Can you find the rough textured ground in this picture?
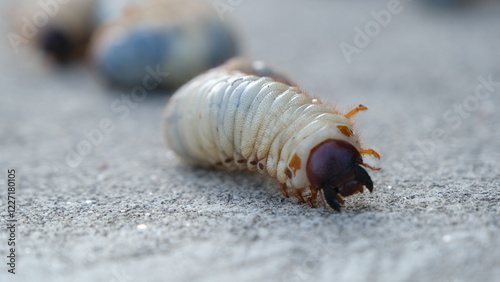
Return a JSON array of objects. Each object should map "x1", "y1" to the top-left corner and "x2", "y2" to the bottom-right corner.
[{"x1": 1, "y1": 1, "x2": 499, "y2": 281}]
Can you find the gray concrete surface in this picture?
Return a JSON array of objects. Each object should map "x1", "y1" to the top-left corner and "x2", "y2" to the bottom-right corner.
[{"x1": 1, "y1": 0, "x2": 500, "y2": 281}]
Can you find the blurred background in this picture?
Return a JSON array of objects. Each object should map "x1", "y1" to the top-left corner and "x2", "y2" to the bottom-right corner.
[{"x1": 1, "y1": 0, "x2": 499, "y2": 281}]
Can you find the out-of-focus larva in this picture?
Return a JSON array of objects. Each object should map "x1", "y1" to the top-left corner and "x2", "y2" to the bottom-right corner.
[
  {"x1": 11, "y1": 0, "x2": 98, "y2": 63},
  {"x1": 90, "y1": 0, "x2": 239, "y2": 89},
  {"x1": 163, "y1": 58, "x2": 381, "y2": 211}
]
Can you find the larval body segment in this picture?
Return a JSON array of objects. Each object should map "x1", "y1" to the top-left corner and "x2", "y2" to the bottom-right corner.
[{"x1": 164, "y1": 68, "x2": 361, "y2": 192}]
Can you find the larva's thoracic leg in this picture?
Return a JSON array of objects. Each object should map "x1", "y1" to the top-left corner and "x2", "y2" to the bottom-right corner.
[
  {"x1": 359, "y1": 149, "x2": 382, "y2": 171},
  {"x1": 294, "y1": 188, "x2": 307, "y2": 203},
  {"x1": 306, "y1": 187, "x2": 318, "y2": 208},
  {"x1": 361, "y1": 163, "x2": 382, "y2": 171},
  {"x1": 360, "y1": 149, "x2": 381, "y2": 159},
  {"x1": 345, "y1": 104, "x2": 368, "y2": 119},
  {"x1": 280, "y1": 183, "x2": 290, "y2": 198}
]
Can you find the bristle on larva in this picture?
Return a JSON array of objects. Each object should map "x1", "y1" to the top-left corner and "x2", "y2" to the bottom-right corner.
[{"x1": 163, "y1": 58, "x2": 380, "y2": 211}]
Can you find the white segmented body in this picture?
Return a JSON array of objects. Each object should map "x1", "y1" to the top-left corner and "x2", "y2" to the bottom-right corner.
[{"x1": 163, "y1": 64, "x2": 366, "y2": 198}]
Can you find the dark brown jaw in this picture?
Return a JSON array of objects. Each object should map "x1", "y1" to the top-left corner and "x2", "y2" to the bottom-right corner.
[{"x1": 323, "y1": 165, "x2": 374, "y2": 211}]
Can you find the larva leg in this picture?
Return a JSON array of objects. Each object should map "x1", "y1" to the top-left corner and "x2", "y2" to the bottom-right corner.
[
  {"x1": 305, "y1": 187, "x2": 318, "y2": 208},
  {"x1": 280, "y1": 184, "x2": 289, "y2": 198},
  {"x1": 361, "y1": 163, "x2": 382, "y2": 171},
  {"x1": 344, "y1": 104, "x2": 368, "y2": 119},
  {"x1": 360, "y1": 149, "x2": 382, "y2": 171},
  {"x1": 360, "y1": 149, "x2": 381, "y2": 159},
  {"x1": 336, "y1": 195, "x2": 345, "y2": 205},
  {"x1": 294, "y1": 188, "x2": 307, "y2": 203}
]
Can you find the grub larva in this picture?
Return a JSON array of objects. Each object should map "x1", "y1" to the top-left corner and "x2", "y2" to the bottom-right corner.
[
  {"x1": 163, "y1": 58, "x2": 380, "y2": 211},
  {"x1": 90, "y1": 0, "x2": 239, "y2": 88}
]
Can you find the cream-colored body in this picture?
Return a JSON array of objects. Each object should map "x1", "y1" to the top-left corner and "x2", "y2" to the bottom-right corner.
[{"x1": 163, "y1": 67, "x2": 362, "y2": 193}]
